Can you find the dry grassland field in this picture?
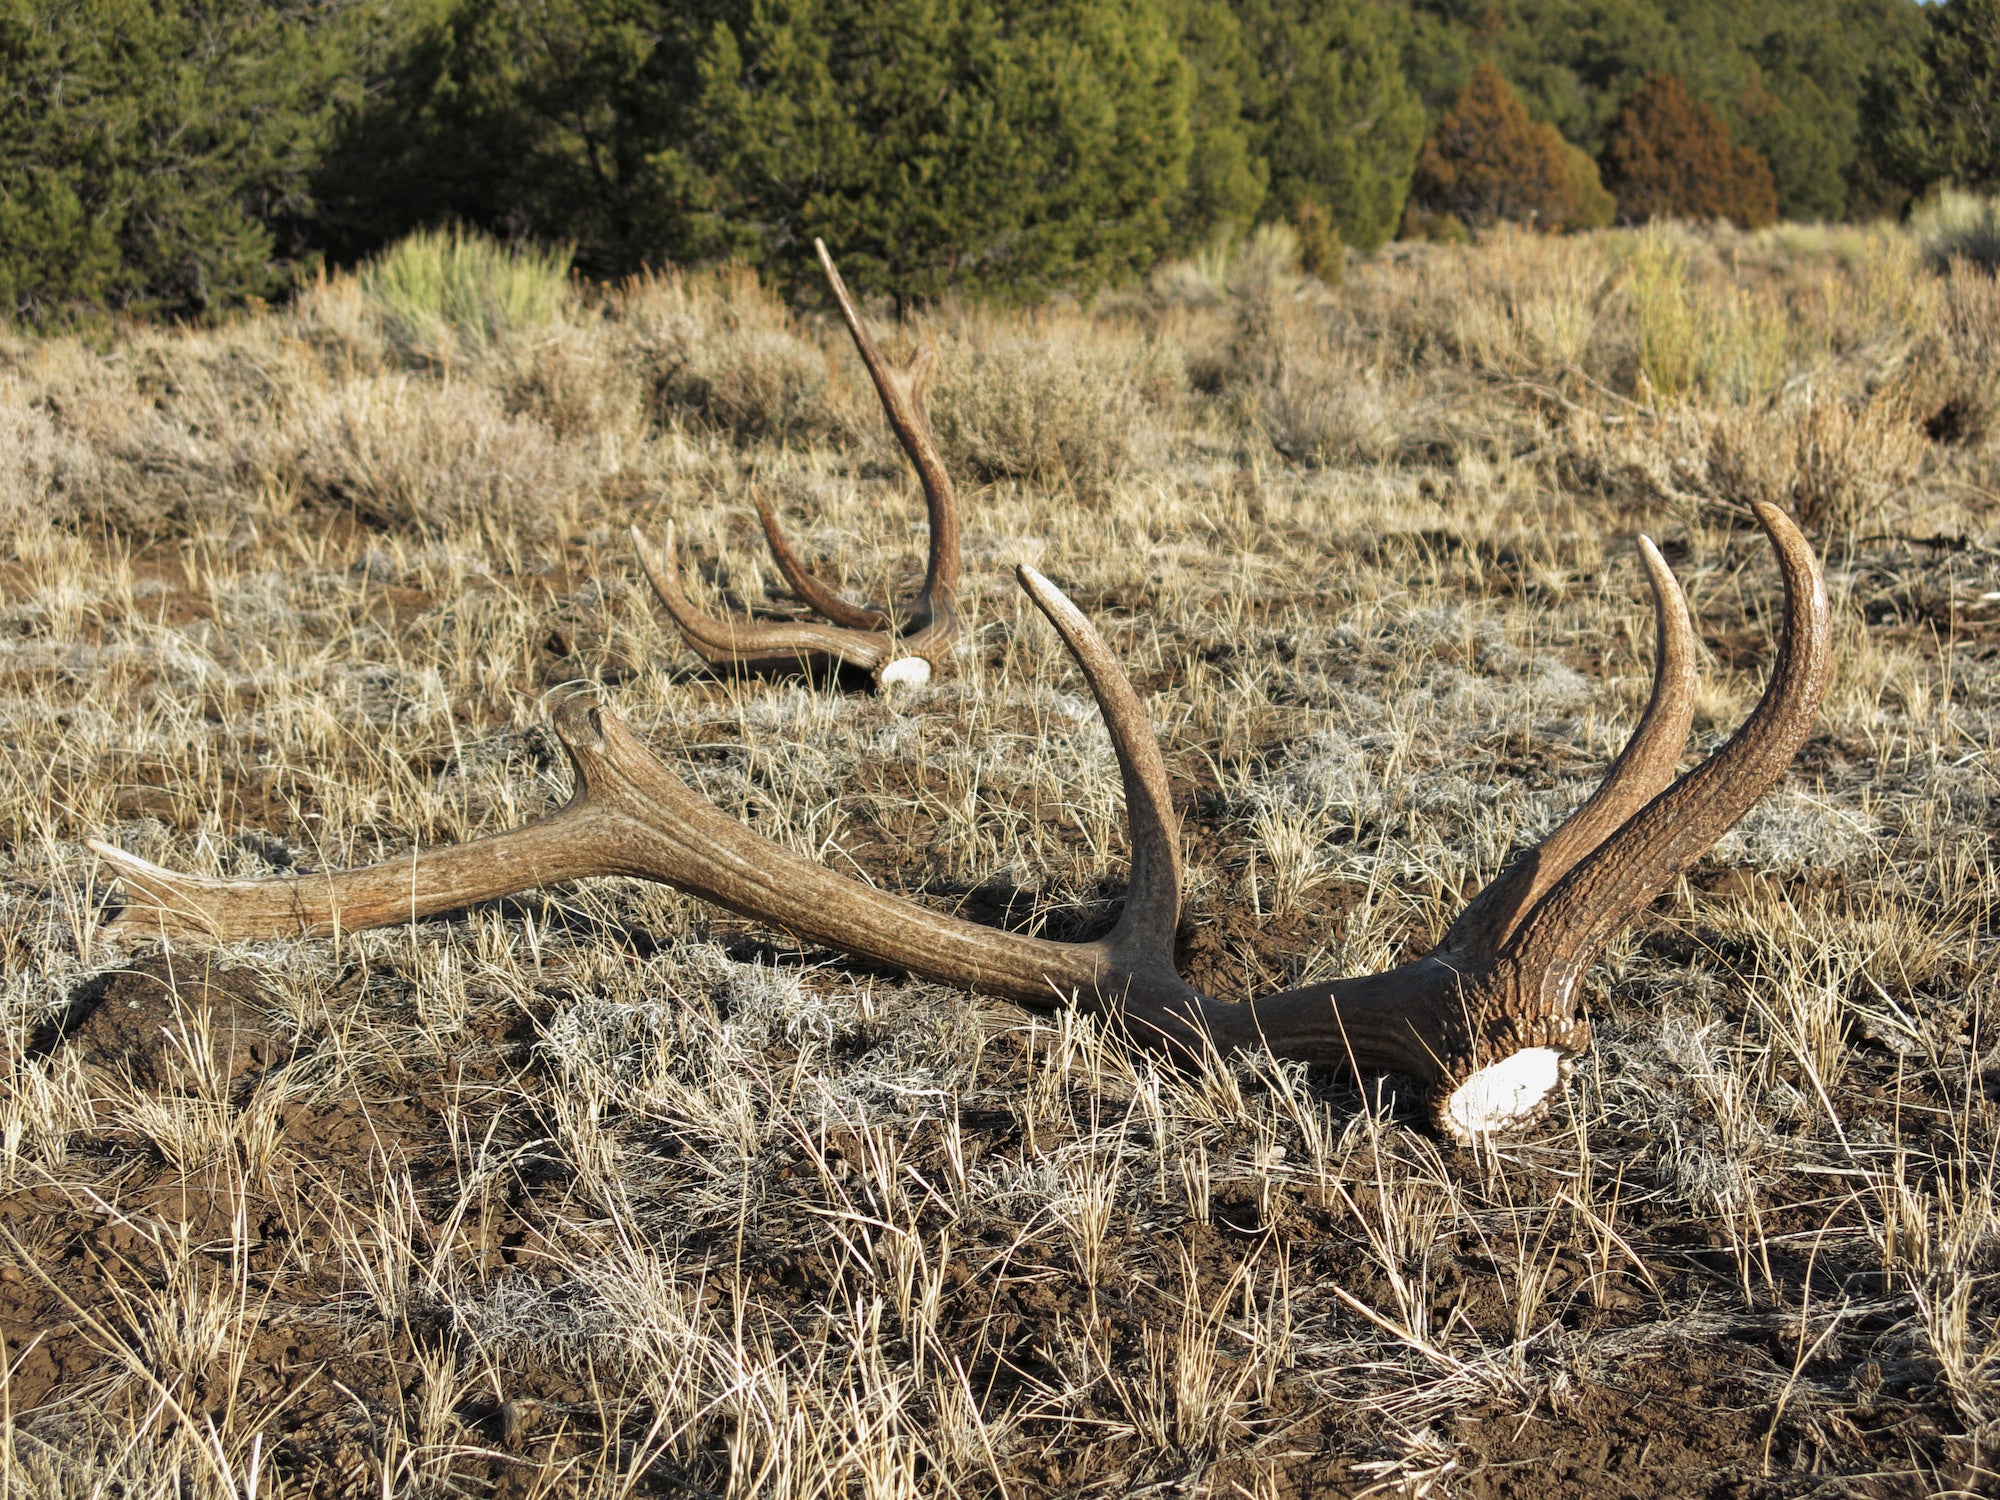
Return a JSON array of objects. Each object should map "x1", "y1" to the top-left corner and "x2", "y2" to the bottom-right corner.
[{"x1": 2, "y1": 220, "x2": 1999, "y2": 1499}]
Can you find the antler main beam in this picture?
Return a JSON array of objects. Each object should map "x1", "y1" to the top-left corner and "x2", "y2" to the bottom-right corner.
[
  {"x1": 91, "y1": 505, "x2": 1829, "y2": 1142},
  {"x1": 635, "y1": 241, "x2": 961, "y2": 688}
]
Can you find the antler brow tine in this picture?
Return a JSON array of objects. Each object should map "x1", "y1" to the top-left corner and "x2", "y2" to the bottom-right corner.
[{"x1": 92, "y1": 512, "x2": 1827, "y2": 1144}]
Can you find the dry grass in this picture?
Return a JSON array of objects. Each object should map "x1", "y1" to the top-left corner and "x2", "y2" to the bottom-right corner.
[{"x1": 1, "y1": 220, "x2": 1998, "y2": 1497}]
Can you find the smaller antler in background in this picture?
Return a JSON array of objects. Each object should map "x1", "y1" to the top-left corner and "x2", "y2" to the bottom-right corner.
[{"x1": 634, "y1": 241, "x2": 960, "y2": 689}]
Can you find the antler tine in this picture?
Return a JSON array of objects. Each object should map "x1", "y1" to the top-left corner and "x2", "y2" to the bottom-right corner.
[
  {"x1": 814, "y1": 239, "x2": 960, "y2": 628},
  {"x1": 632, "y1": 522, "x2": 895, "y2": 674},
  {"x1": 1501, "y1": 501, "x2": 1831, "y2": 1013},
  {"x1": 752, "y1": 490, "x2": 894, "y2": 632},
  {"x1": 92, "y1": 524, "x2": 1828, "y2": 1147},
  {"x1": 635, "y1": 243, "x2": 962, "y2": 687},
  {"x1": 1435, "y1": 535, "x2": 1696, "y2": 965},
  {"x1": 1015, "y1": 565, "x2": 1181, "y2": 967}
]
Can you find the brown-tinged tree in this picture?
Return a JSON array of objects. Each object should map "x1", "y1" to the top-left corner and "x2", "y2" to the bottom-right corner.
[
  {"x1": 1407, "y1": 62, "x2": 1613, "y2": 232},
  {"x1": 1601, "y1": 72, "x2": 1778, "y2": 228}
]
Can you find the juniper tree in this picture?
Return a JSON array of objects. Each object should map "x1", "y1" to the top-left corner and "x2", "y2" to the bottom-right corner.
[
  {"x1": 1233, "y1": 0, "x2": 1425, "y2": 252},
  {"x1": 0, "y1": 0, "x2": 366, "y2": 321},
  {"x1": 1601, "y1": 72, "x2": 1778, "y2": 228},
  {"x1": 1407, "y1": 62, "x2": 1613, "y2": 233},
  {"x1": 688, "y1": 0, "x2": 1193, "y2": 299},
  {"x1": 1863, "y1": 0, "x2": 2000, "y2": 196}
]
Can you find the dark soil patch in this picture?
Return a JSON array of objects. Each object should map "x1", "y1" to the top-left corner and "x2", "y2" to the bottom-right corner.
[{"x1": 56, "y1": 954, "x2": 292, "y2": 1092}]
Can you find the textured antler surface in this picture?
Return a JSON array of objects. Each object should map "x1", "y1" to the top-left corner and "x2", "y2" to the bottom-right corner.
[
  {"x1": 94, "y1": 506, "x2": 1829, "y2": 1143},
  {"x1": 637, "y1": 241, "x2": 960, "y2": 688}
]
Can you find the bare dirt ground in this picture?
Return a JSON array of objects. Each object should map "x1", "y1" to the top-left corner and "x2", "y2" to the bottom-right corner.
[{"x1": 1, "y1": 222, "x2": 1997, "y2": 1497}]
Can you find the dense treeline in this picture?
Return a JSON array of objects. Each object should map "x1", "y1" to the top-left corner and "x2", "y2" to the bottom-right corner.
[
  {"x1": 1392, "y1": 0, "x2": 1927, "y2": 223},
  {"x1": 0, "y1": 0, "x2": 381, "y2": 319},
  {"x1": 1, "y1": 0, "x2": 1990, "y2": 321}
]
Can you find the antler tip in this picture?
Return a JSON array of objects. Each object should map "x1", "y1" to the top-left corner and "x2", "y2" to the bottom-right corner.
[
  {"x1": 87, "y1": 837, "x2": 154, "y2": 877},
  {"x1": 1749, "y1": 499, "x2": 1805, "y2": 545},
  {"x1": 1634, "y1": 533, "x2": 1681, "y2": 599},
  {"x1": 1015, "y1": 563, "x2": 1077, "y2": 625}
]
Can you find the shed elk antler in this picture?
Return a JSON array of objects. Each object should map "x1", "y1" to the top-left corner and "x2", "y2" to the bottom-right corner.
[
  {"x1": 89, "y1": 504, "x2": 1829, "y2": 1142},
  {"x1": 633, "y1": 240, "x2": 960, "y2": 689}
]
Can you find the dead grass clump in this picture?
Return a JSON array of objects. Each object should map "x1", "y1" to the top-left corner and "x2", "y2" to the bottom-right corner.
[
  {"x1": 0, "y1": 332, "x2": 327, "y2": 539},
  {"x1": 1707, "y1": 387, "x2": 1930, "y2": 538},
  {"x1": 1147, "y1": 221, "x2": 1313, "y2": 309},
  {"x1": 924, "y1": 308, "x2": 1168, "y2": 492},
  {"x1": 1257, "y1": 350, "x2": 1406, "y2": 467},
  {"x1": 0, "y1": 383, "x2": 81, "y2": 537},
  {"x1": 1562, "y1": 383, "x2": 1929, "y2": 540},
  {"x1": 288, "y1": 374, "x2": 600, "y2": 536},
  {"x1": 615, "y1": 265, "x2": 869, "y2": 447},
  {"x1": 1188, "y1": 290, "x2": 1410, "y2": 466},
  {"x1": 1901, "y1": 260, "x2": 2000, "y2": 450},
  {"x1": 1441, "y1": 226, "x2": 1612, "y2": 379},
  {"x1": 497, "y1": 319, "x2": 649, "y2": 442}
]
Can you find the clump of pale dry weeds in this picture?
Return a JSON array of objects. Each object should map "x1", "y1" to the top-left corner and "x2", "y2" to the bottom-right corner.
[{"x1": 1, "y1": 219, "x2": 1998, "y2": 1497}]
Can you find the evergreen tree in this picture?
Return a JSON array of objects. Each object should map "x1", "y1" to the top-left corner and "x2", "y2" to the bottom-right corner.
[
  {"x1": 1407, "y1": 62, "x2": 1612, "y2": 232},
  {"x1": 1170, "y1": 0, "x2": 1268, "y2": 245},
  {"x1": 1863, "y1": 0, "x2": 2000, "y2": 196},
  {"x1": 324, "y1": 0, "x2": 1193, "y2": 299},
  {"x1": 0, "y1": 0, "x2": 369, "y2": 321},
  {"x1": 1234, "y1": 0, "x2": 1425, "y2": 252},
  {"x1": 313, "y1": 0, "x2": 715, "y2": 278},
  {"x1": 1601, "y1": 73, "x2": 1777, "y2": 228},
  {"x1": 689, "y1": 0, "x2": 1192, "y2": 299},
  {"x1": 1392, "y1": 1, "x2": 1925, "y2": 222}
]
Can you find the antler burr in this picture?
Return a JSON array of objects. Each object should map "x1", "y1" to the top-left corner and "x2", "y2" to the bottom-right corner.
[
  {"x1": 634, "y1": 241, "x2": 960, "y2": 688},
  {"x1": 91, "y1": 505, "x2": 1829, "y2": 1142}
]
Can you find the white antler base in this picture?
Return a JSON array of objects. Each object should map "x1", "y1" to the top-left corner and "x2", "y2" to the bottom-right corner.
[{"x1": 1443, "y1": 1047, "x2": 1564, "y2": 1137}]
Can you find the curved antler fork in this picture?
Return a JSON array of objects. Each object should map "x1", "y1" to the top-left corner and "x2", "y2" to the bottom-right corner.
[
  {"x1": 633, "y1": 240, "x2": 961, "y2": 689},
  {"x1": 90, "y1": 505, "x2": 1828, "y2": 1143}
]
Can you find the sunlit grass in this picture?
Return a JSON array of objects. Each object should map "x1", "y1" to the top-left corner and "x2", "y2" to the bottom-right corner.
[{"x1": 0, "y1": 215, "x2": 1994, "y2": 1494}]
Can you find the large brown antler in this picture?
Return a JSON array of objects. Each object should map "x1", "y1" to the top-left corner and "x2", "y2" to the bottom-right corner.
[
  {"x1": 636, "y1": 241, "x2": 961, "y2": 688},
  {"x1": 90, "y1": 505, "x2": 1828, "y2": 1142}
]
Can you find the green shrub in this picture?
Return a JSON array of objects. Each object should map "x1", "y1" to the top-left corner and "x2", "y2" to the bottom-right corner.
[
  {"x1": 1908, "y1": 188, "x2": 2000, "y2": 274},
  {"x1": 1558, "y1": 142, "x2": 1617, "y2": 232},
  {"x1": 1626, "y1": 230, "x2": 1702, "y2": 398},
  {"x1": 356, "y1": 229, "x2": 573, "y2": 362}
]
